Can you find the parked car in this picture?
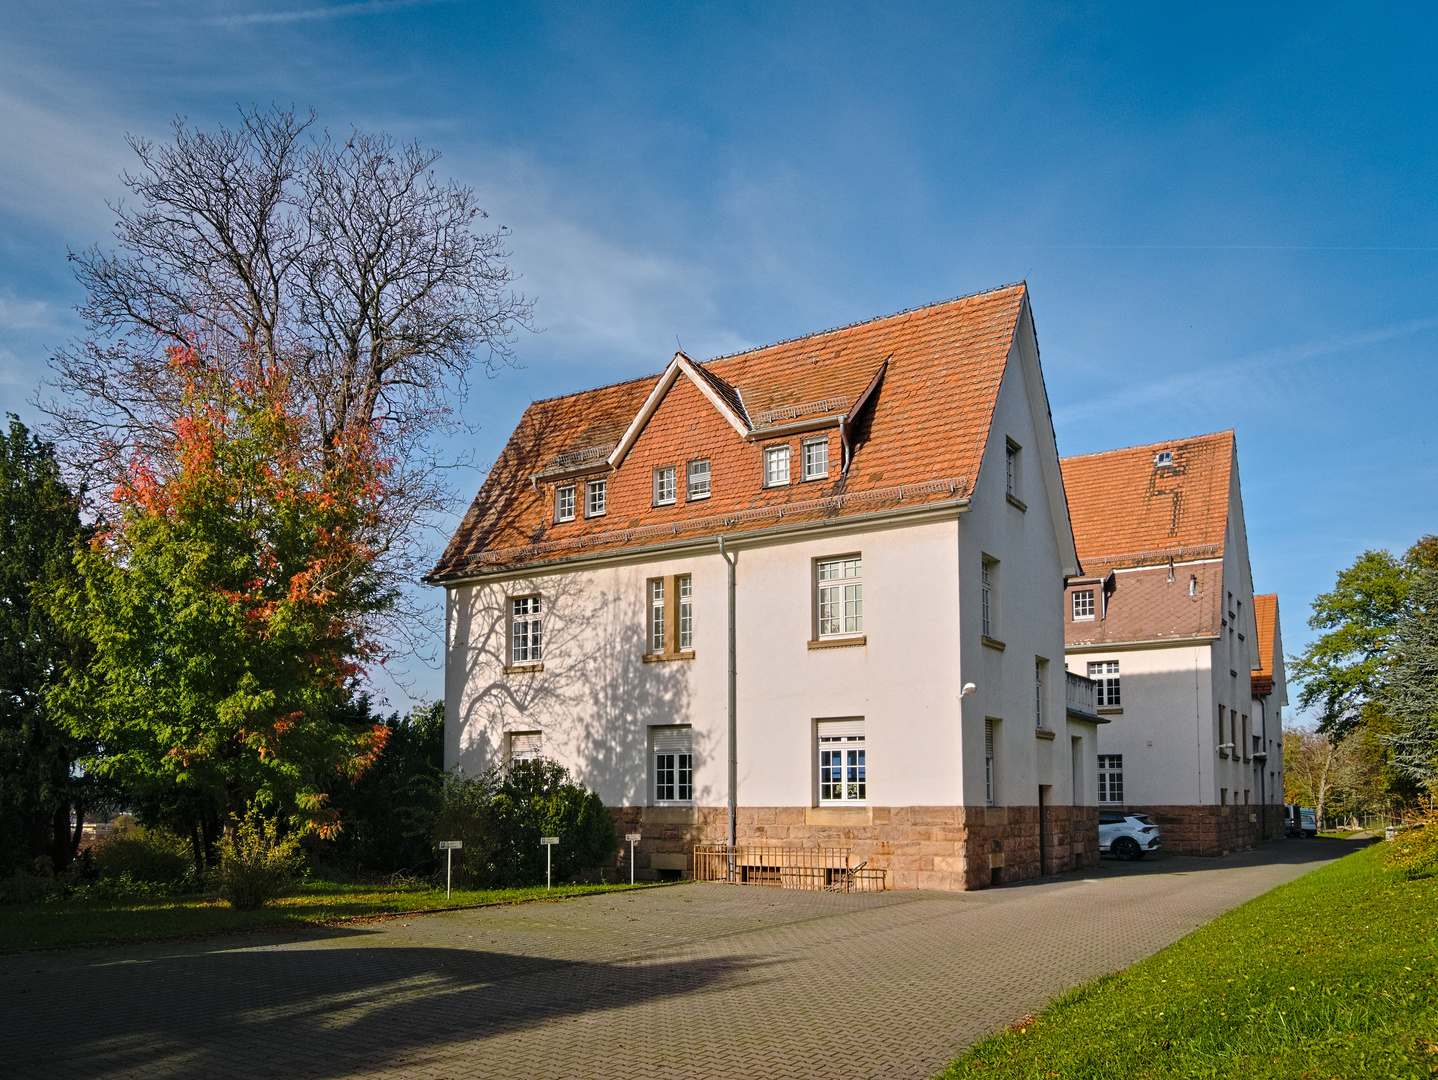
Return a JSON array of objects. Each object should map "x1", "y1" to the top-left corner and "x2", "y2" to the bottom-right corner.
[
  {"x1": 1098, "y1": 811, "x2": 1162, "y2": 860},
  {"x1": 1284, "y1": 805, "x2": 1318, "y2": 838}
]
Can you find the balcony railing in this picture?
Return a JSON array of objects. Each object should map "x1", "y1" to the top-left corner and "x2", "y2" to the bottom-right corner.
[{"x1": 1066, "y1": 670, "x2": 1098, "y2": 719}]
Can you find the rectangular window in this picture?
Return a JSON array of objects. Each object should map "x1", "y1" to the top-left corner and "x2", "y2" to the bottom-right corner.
[
  {"x1": 1035, "y1": 658, "x2": 1047, "y2": 729},
  {"x1": 586, "y1": 478, "x2": 606, "y2": 517},
  {"x1": 511, "y1": 596, "x2": 542, "y2": 665},
  {"x1": 981, "y1": 557, "x2": 996, "y2": 637},
  {"x1": 1005, "y1": 440, "x2": 1019, "y2": 497},
  {"x1": 651, "y1": 725, "x2": 693, "y2": 804},
  {"x1": 764, "y1": 445, "x2": 791, "y2": 487},
  {"x1": 817, "y1": 719, "x2": 865, "y2": 804},
  {"x1": 802, "y1": 437, "x2": 829, "y2": 481},
  {"x1": 653, "y1": 466, "x2": 676, "y2": 506},
  {"x1": 648, "y1": 578, "x2": 665, "y2": 653},
  {"x1": 1098, "y1": 754, "x2": 1124, "y2": 803},
  {"x1": 816, "y1": 556, "x2": 863, "y2": 637},
  {"x1": 1088, "y1": 660, "x2": 1120, "y2": 707},
  {"x1": 984, "y1": 719, "x2": 997, "y2": 807},
  {"x1": 507, "y1": 731, "x2": 542, "y2": 767},
  {"x1": 677, "y1": 574, "x2": 693, "y2": 651},
  {"x1": 1218, "y1": 705, "x2": 1227, "y2": 755},
  {"x1": 687, "y1": 458, "x2": 710, "y2": 500},
  {"x1": 555, "y1": 484, "x2": 576, "y2": 522},
  {"x1": 1242, "y1": 714, "x2": 1250, "y2": 760},
  {"x1": 1072, "y1": 589, "x2": 1095, "y2": 620}
]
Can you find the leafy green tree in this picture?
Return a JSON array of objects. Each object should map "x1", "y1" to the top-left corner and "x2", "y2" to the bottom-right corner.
[
  {"x1": 49, "y1": 351, "x2": 395, "y2": 840},
  {"x1": 0, "y1": 416, "x2": 94, "y2": 874}
]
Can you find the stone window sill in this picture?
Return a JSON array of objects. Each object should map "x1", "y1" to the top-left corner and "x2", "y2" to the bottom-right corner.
[
  {"x1": 642, "y1": 651, "x2": 696, "y2": 663},
  {"x1": 808, "y1": 635, "x2": 867, "y2": 650},
  {"x1": 982, "y1": 635, "x2": 1006, "y2": 651},
  {"x1": 1097, "y1": 706, "x2": 1123, "y2": 715},
  {"x1": 1006, "y1": 492, "x2": 1028, "y2": 512},
  {"x1": 503, "y1": 663, "x2": 544, "y2": 675},
  {"x1": 1035, "y1": 728, "x2": 1057, "y2": 741}
]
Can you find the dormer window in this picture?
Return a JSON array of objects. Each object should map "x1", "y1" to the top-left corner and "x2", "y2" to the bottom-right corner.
[
  {"x1": 1155, "y1": 451, "x2": 1174, "y2": 467},
  {"x1": 687, "y1": 459, "x2": 710, "y2": 501},
  {"x1": 764, "y1": 445, "x2": 791, "y2": 487},
  {"x1": 555, "y1": 484, "x2": 576, "y2": 523},
  {"x1": 586, "y1": 478, "x2": 607, "y2": 517},
  {"x1": 802, "y1": 437, "x2": 829, "y2": 481},
  {"x1": 653, "y1": 466, "x2": 676, "y2": 506},
  {"x1": 1072, "y1": 589, "x2": 1095, "y2": 621}
]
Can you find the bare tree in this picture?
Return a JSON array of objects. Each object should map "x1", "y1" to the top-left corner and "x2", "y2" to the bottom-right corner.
[{"x1": 41, "y1": 106, "x2": 532, "y2": 643}]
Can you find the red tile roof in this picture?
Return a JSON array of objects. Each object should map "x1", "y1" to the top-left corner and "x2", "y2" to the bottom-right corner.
[
  {"x1": 1060, "y1": 430, "x2": 1235, "y2": 573},
  {"x1": 430, "y1": 283, "x2": 1029, "y2": 578},
  {"x1": 1065, "y1": 563, "x2": 1223, "y2": 649},
  {"x1": 1251, "y1": 592, "x2": 1279, "y2": 695}
]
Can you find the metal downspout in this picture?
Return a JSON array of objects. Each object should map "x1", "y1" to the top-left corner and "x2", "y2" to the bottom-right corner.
[{"x1": 718, "y1": 536, "x2": 737, "y2": 881}]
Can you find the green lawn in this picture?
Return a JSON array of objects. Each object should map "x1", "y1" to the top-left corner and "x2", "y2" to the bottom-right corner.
[
  {"x1": 939, "y1": 843, "x2": 1437, "y2": 1080},
  {"x1": 0, "y1": 879, "x2": 652, "y2": 951}
]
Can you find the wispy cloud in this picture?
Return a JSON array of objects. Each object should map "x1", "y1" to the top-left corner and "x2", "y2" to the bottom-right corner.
[
  {"x1": 0, "y1": 295, "x2": 56, "y2": 333},
  {"x1": 213, "y1": 0, "x2": 457, "y2": 27}
]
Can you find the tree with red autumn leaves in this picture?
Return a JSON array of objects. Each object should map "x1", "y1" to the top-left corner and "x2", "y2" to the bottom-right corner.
[{"x1": 49, "y1": 346, "x2": 394, "y2": 838}]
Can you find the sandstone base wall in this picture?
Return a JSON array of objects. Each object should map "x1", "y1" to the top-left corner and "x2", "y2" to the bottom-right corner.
[
  {"x1": 606, "y1": 804, "x2": 1100, "y2": 891},
  {"x1": 1133, "y1": 803, "x2": 1288, "y2": 856}
]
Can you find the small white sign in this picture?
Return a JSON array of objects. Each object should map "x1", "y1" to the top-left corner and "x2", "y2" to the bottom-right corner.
[
  {"x1": 540, "y1": 836, "x2": 559, "y2": 845},
  {"x1": 438, "y1": 840, "x2": 463, "y2": 850},
  {"x1": 625, "y1": 833, "x2": 642, "y2": 843}
]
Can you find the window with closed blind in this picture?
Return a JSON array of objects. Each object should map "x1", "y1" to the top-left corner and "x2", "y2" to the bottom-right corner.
[
  {"x1": 507, "y1": 731, "x2": 542, "y2": 767},
  {"x1": 984, "y1": 719, "x2": 998, "y2": 807},
  {"x1": 817, "y1": 718, "x2": 866, "y2": 804},
  {"x1": 650, "y1": 725, "x2": 693, "y2": 804}
]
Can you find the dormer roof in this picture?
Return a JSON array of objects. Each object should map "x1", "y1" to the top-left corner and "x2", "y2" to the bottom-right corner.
[
  {"x1": 1251, "y1": 592, "x2": 1280, "y2": 696},
  {"x1": 429, "y1": 282, "x2": 1034, "y2": 579}
]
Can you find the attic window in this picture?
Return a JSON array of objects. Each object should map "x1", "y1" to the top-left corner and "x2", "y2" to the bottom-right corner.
[
  {"x1": 1154, "y1": 451, "x2": 1174, "y2": 468},
  {"x1": 1189, "y1": 574, "x2": 1197, "y2": 596}
]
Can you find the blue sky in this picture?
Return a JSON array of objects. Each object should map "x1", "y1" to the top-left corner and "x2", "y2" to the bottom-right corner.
[{"x1": 2, "y1": 2, "x2": 1434, "y2": 711}]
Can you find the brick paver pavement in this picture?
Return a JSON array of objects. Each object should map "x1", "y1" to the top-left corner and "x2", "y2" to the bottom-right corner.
[{"x1": 2, "y1": 839, "x2": 1353, "y2": 1080}]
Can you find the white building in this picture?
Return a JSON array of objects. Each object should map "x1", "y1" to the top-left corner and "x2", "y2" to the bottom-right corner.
[
  {"x1": 1059, "y1": 432, "x2": 1286, "y2": 855},
  {"x1": 428, "y1": 283, "x2": 1102, "y2": 889}
]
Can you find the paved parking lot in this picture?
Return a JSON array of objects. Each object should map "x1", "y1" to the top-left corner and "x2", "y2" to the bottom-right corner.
[{"x1": 2, "y1": 840, "x2": 1352, "y2": 1080}]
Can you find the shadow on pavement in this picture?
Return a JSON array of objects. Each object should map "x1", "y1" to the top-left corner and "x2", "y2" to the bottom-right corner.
[{"x1": 4, "y1": 933, "x2": 762, "y2": 1079}]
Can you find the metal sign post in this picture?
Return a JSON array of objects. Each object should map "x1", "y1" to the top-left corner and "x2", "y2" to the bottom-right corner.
[
  {"x1": 438, "y1": 840, "x2": 463, "y2": 900},
  {"x1": 625, "y1": 833, "x2": 641, "y2": 885},
  {"x1": 541, "y1": 836, "x2": 559, "y2": 891}
]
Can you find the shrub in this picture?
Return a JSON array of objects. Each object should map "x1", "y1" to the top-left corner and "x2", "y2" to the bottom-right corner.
[
  {"x1": 218, "y1": 809, "x2": 304, "y2": 909},
  {"x1": 433, "y1": 760, "x2": 619, "y2": 887},
  {"x1": 1386, "y1": 803, "x2": 1438, "y2": 879},
  {"x1": 92, "y1": 827, "x2": 193, "y2": 884}
]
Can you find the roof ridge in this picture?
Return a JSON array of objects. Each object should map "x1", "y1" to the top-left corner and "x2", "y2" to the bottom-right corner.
[
  {"x1": 1060, "y1": 428, "x2": 1234, "y2": 464},
  {"x1": 702, "y1": 281, "x2": 1027, "y2": 366}
]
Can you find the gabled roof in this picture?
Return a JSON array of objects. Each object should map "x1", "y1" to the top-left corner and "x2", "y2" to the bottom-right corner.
[
  {"x1": 430, "y1": 283, "x2": 1033, "y2": 578},
  {"x1": 1252, "y1": 592, "x2": 1279, "y2": 696},
  {"x1": 1061, "y1": 430, "x2": 1235, "y2": 573}
]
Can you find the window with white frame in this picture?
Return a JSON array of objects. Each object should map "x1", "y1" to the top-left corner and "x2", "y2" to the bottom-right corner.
[
  {"x1": 764, "y1": 444, "x2": 791, "y2": 487},
  {"x1": 648, "y1": 578, "x2": 665, "y2": 653},
  {"x1": 510, "y1": 596, "x2": 542, "y2": 665},
  {"x1": 984, "y1": 718, "x2": 997, "y2": 807},
  {"x1": 687, "y1": 458, "x2": 710, "y2": 500},
  {"x1": 677, "y1": 574, "x2": 693, "y2": 651},
  {"x1": 1005, "y1": 439, "x2": 1020, "y2": 497},
  {"x1": 1072, "y1": 589, "x2": 1095, "y2": 620},
  {"x1": 981, "y1": 556, "x2": 997, "y2": 637},
  {"x1": 816, "y1": 556, "x2": 863, "y2": 637},
  {"x1": 653, "y1": 466, "x2": 676, "y2": 506},
  {"x1": 507, "y1": 731, "x2": 542, "y2": 767},
  {"x1": 586, "y1": 478, "x2": 607, "y2": 517},
  {"x1": 1097, "y1": 754, "x2": 1123, "y2": 803},
  {"x1": 802, "y1": 437, "x2": 829, "y2": 481},
  {"x1": 555, "y1": 484, "x2": 576, "y2": 522},
  {"x1": 817, "y1": 719, "x2": 865, "y2": 804},
  {"x1": 1088, "y1": 660, "x2": 1120, "y2": 707},
  {"x1": 1035, "y1": 658, "x2": 1047, "y2": 728},
  {"x1": 651, "y1": 725, "x2": 693, "y2": 804}
]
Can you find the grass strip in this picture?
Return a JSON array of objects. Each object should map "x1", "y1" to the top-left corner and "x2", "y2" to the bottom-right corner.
[
  {"x1": 0, "y1": 880, "x2": 655, "y2": 951},
  {"x1": 938, "y1": 842, "x2": 1437, "y2": 1080}
]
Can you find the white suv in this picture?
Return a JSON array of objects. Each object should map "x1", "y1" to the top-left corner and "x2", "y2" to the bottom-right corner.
[{"x1": 1099, "y1": 811, "x2": 1162, "y2": 860}]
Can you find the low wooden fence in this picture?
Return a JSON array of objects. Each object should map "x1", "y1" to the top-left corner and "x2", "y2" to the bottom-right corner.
[{"x1": 693, "y1": 843, "x2": 887, "y2": 892}]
